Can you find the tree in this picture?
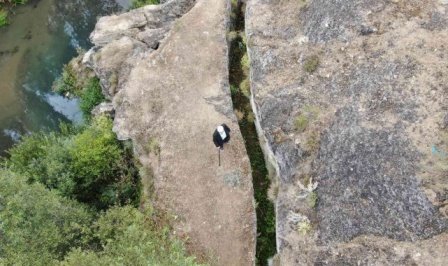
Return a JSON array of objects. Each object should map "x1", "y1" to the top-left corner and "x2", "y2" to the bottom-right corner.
[
  {"x1": 6, "y1": 116, "x2": 141, "y2": 209},
  {"x1": 0, "y1": 169, "x2": 93, "y2": 266},
  {"x1": 61, "y1": 205, "x2": 201, "y2": 266}
]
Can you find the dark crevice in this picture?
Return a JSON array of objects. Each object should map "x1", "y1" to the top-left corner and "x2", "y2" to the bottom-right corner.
[{"x1": 229, "y1": 1, "x2": 276, "y2": 265}]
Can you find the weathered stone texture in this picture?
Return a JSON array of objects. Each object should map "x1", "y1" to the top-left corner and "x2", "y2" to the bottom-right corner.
[
  {"x1": 85, "y1": 0, "x2": 256, "y2": 265},
  {"x1": 246, "y1": 0, "x2": 448, "y2": 264}
]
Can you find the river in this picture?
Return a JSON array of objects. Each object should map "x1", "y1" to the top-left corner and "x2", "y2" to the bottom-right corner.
[{"x1": 0, "y1": 0, "x2": 130, "y2": 156}]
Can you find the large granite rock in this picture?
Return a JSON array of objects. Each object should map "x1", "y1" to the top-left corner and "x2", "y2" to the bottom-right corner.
[
  {"x1": 246, "y1": 0, "x2": 448, "y2": 264},
  {"x1": 85, "y1": 0, "x2": 256, "y2": 264}
]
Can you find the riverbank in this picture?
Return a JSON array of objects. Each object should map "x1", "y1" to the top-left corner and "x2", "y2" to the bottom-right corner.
[{"x1": 0, "y1": 0, "x2": 127, "y2": 155}]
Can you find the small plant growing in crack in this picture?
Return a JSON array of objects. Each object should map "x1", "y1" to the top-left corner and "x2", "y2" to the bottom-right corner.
[{"x1": 303, "y1": 55, "x2": 320, "y2": 73}]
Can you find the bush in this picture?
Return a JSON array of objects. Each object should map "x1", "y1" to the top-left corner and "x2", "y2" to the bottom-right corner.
[
  {"x1": 0, "y1": 169, "x2": 93, "y2": 265},
  {"x1": 240, "y1": 78, "x2": 251, "y2": 98},
  {"x1": 53, "y1": 64, "x2": 81, "y2": 96},
  {"x1": 53, "y1": 64, "x2": 104, "y2": 119},
  {"x1": 303, "y1": 55, "x2": 320, "y2": 73},
  {"x1": 131, "y1": 0, "x2": 159, "y2": 9},
  {"x1": 297, "y1": 220, "x2": 312, "y2": 235},
  {"x1": 6, "y1": 116, "x2": 141, "y2": 209},
  {"x1": 0, "y1": 171, "x2": 197, "y2": 265},
  {"x1": 61, "y1": 206, "x2": 201, "y2": 266},
  {"x1": 308, "y1": 191, "x2": 318, "y2": 208},
  {"x1": 230, "y1": 84, "x2": 239, "y2": 96},
  {"x1": 79, "y1": 78, "x2": 105, "y2": 118},
  {"x1": 0, "y1": 9, "x2": 8, "y2": 27},
  {"x1": 241, "y1": 53, "x2": 250, "y2": 75},
  {"x1": 294, "y1": 114, "x2": 308, "y2": 132},
  {"x1": 306, "y1": 131, "x2": 320, "y2": 152}
]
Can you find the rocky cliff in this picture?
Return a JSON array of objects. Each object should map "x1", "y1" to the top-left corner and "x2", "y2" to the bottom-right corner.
[
  {"x1": 246, "y1": 0, "x2": 448, "y2": 264},
  {"x1": 83, "y1": 0, "x2": 256, "y2": 264}
]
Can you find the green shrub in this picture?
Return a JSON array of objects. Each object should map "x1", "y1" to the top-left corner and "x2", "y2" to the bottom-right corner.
[
  {"x1": 0, "y1": 171, "x2": 196, "y2": 265},
  {"x1": 306, "y1": 131, "x2": 320, "y2": 152},
  {"x1": 294, "y1": 114, "x2": 309, "y2": 132},
  {"x1": 53, "y1": 65, "x2": 105, "y2": 119},
  {"x1": 295, "y1": 105, "x2": 321, "y2": 133},
  {"x1": 308, "y1": 191, "x2": 318, "y2": 208},
  {"x1": 230, "y1": 84, "x2": 239, "y2": 96},
  {"x1": 0, "y1": 169, "x2": 93, "y2": 265},
  {"x1": 11, "y1": 0, "x2": 28, "y2": 5},
  {"x1": 0, "y1": 9, "x2": 8, "y2": 27},
  {"x1": 79, "y1": 78, "x2": 105, "y2": 118},
  {"x1": 53, "y1": 64, "x2": 81, "y2": 96},
  {"x1": 303, "y1": 55, "x2": 320, "y2": 73},
  {"x1": 297, "y1": 220, "x2": 312, "y2": 235},
  {"x1": 62, "y1": 206, "x2": 201, "y2": 266},
  {"x1": 241, "y1": 53, "x2": 250, "y2": 74},
  {"x1": 131, "y1": 0, "x2": 159, "y2": 9},
  {"x1": 6, "y1": 116, "x2": 141, "y2": 209},
  {"x1": 146, "y1": 137, "x2": 160, "y2": 155},
  {"x1": 240, "y1": 78, "x2": 251, "y2": 98}
]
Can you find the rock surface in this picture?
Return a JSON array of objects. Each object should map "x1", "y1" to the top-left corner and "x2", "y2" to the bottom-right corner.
[
  {"x1": 85, "y1": 0, "x2": 256, "y2": 264},
  {"x1": 246, "y1": 0, "x2": 448, "y2": 264}
]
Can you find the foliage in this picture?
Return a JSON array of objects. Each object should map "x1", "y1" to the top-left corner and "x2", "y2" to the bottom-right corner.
[
  {"x1": 308, "y1": 191, "x2": 318, "y2": 208},
  {"x1": 303, "y1": 55, "x2": 320, "y2": 73},
  {"x1": 295, "y1": 106, "x2": 319, "y2": 132},
  {"x1": 306, "y1": 131, "x2": 320, "y2": 152},
  {"x1": 53, "y1": 64, "x2": 81, "y2": 97},
  {"x1": 53, "y1": 64, "x2": 104, "y2": 119},
  {"x1": 61, "y1": 206, "x2": 201, "y2": 266},
  {"x1": 227, "y1": 31, "x2": 239, "y2": 42},
  {"x1": 131, "y1": 0, "x2": 159, "y2": 9},
  {"x1": 240, "y1": 78, "x2": 250, "y2": 98},
  {"x1": 297, "y1": 220, "x2": 312, "y2": 235},
  {"x1": 228, "y1": 1, "x2": 276, "y2": 264},
  {"x1": 79, "y1": 78, "x2": 105, "y2": 118},
  {"x1": 230, "y1": 84, "x2": 239, "y2": 96},
  {"x1": 0, "y1": 171, "x2": 198, "y2": 265},
  {"x1": 6, "y1": 116, "x2": 141, "y2": 209},
  {"x1": 0, "y1": 169, "x2": 93, "y2": 266},
  {"x1": 241, "y1": 53, "x2": 250, "y2": 75},
  {"x1": 146, "y1": 137, "x2": 160, "y2": 156},
  {"x1": 0, "y1": 0, "x2": 29, "y2": 27},
  {"x1": 0, "y1": 9, "x2": 8, "y2": 27},
  {"x1": 295, "y1": 114, "x2": 309, "y2": 132}
]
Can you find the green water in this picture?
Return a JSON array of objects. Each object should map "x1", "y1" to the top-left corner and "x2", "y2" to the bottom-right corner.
[{"x1": 0, "y1": 0, "x2": 130, "y2": 156}]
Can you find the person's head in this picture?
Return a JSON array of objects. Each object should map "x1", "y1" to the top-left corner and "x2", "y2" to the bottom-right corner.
[{"x1": 217, "y1": 126, "x2": 224, "y2": 133}]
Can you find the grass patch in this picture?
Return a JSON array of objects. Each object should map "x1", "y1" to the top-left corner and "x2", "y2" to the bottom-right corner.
[
  {"x1": 303, "y1": 55, "x2": 320, "y2": 73},
  {"x1": 308, "y1": 191, "x2": 318, "y2": 208},
  {"x1": 241, "y1": 53, "x2": 250, "y2": 74},
  {"x1": 240, "y1": 78, "x2": 251, "y2": 98},
  {"x1": 295, "y1": 114, "x2": 309, "y2": 132},
  {"x1": 305, "y1": 131, "x2": 320, "y2": 152},
  {"x1": 131, "y1": 0, "x2": 159, "y2": 9},
  {"x1": 297, "y1": 220, "x2": 312, "y2": 235},
  {"x1": 295, "y1": 105, "x2": 321, "y2": 133},
  {"x1": 0, "y1": 9, "x2": 8, "y2": 27},
  {"x1": 146, "y1": 137, "x2": 160, "y2": 156}
]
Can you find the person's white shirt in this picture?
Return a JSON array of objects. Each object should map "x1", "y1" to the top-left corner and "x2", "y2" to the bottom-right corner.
[{"x1": 217, "y1": 125, "x2": 227, "y2": 140}]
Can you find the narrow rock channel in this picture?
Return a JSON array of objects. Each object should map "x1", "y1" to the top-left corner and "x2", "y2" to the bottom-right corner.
[{"x1": 228, "y1": 1, "x2": 276, "y2": 264}]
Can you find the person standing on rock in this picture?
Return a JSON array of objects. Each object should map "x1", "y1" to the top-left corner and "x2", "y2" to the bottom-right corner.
[
  {"x1": 213, "y1": 124, "x2": 231, "y2": 150},
  {"x1": 213, "y1": 124, "x2": 230, "y2": 167}
]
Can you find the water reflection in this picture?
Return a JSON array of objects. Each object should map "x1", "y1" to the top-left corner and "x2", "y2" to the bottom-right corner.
[{"x1": 0, "y1": 0, "x2": 128, "y2": 155}]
